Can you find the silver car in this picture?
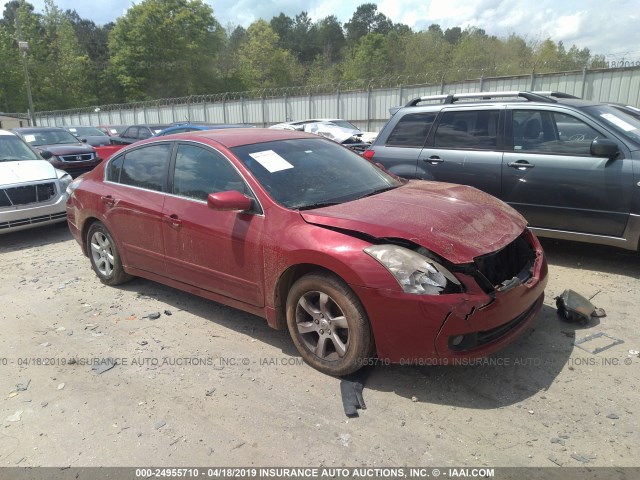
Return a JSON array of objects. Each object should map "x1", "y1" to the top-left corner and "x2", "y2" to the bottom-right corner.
[{"x1": 0, "y1": 130, "x2": 72, "y2": 233}]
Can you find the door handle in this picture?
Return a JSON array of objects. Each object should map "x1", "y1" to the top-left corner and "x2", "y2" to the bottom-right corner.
[
  {"x1": 164, "y1": 214, "x2": 182, "y2": 229},
  {"x1": 507, "y1": 161, "x2": 535, "y2": 170},
  {"x1": 423, "y1": 156, "x2": 444, "y2": 165},
  {"x1": 100, "y1": 195, "x2": 115, "y2": 207}
]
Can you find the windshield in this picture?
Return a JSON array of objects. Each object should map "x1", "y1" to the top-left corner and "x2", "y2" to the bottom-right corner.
[
  {"x1": 67, "y1": 126, "x2": 107, "y2": 137},
  {"x1": 21, "y1": 129, "x2": 81, "y2": 146},
  {"x1": 231, "y1": 137, "x2": 402, "y2": 209},
  {"x1": 0, "y1": 135, "x2": 41, "y2": 162},
  {"x1": 581, "y1": 105, "x2": 640, "y2": 146}
]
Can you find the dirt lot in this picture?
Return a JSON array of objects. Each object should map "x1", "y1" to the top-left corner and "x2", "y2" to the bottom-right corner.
[{"x1": 0, "y1": 222, "x2": 639, "y2": 468}]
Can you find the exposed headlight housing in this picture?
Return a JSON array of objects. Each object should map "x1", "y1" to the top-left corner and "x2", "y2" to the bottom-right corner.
[{"x1": 364, "y1": 244, "x2": 461, "y2": 295}]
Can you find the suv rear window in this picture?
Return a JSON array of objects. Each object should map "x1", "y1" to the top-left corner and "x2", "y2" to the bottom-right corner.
[
  {"x1": 433, "y1": 110, "x2": 499, "y2": 150},
  {"x1": 385, "y1": 113, "x2": 436, "y2": 147}
]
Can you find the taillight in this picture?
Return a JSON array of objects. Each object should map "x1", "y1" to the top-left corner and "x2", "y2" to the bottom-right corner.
[{"x1": 362, "y1": 149, "x2": 375, "y2": 161}]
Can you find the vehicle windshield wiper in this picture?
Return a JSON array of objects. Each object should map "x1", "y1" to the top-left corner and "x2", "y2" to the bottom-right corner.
[
  {"x1": 354, "y1": 185, "x2": 398, "y2": 200},
  {"x1": 296, "y1": 201, "x2": 344, "y2": 210}
]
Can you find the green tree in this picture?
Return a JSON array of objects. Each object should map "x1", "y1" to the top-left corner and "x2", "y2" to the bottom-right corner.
[
  {"x1": 36, "y1": 0, "x2": 93, "y2": 109},
  {"x1": 314, "y1": 15, "x2": 345, "y2": 64},
  {"x1": 344, "y1": 3, "x2": 392, "y2": 45},
  {"x1": 237, "y1": 20, "x2": 302, "y2": 89},
  {"x1": 341, "y1": 33, "x2": 388, "y2": 81},
  {"x1": 108, "y1": 0, "x2": 224, "y2": 100}
]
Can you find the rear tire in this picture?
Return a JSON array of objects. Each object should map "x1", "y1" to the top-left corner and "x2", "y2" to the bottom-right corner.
[
  {"x1": 86, "y1": 222, "x2": 132, "y2": 286},
  {"x1": 286, "y1": 272, "x2": 374, "y2": 376}
]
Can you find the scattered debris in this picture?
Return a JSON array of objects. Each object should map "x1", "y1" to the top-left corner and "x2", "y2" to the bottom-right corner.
[
  {"x1": 337, "y1": 433, "x2": 351, "y2": 447},
  {"x1": 41, "y1": 402, "x2": 48, "y2": 408},
  {"x1": 169, "y1": 436, "x2": 183, "y2": 446},
  {"x1": 606, "y1": 413, "x2": 619, "y2": 420},
  {"x1": 555, "y1": 289, "x2": 602, "y2": 324},
  {"x1": 6, "y1": 410, "x2": 23, "y2": 422},
  {"x1": 205, "y1": 388, "x2": 216, "y2": 397},
  {"x1": 16, "y1": 379, "x2": 31, "y2": 391},
  {"x1": 68, "y1": 358, "x2": 77, "y2": 365},
  {"x1": 91, "y1": 358, "x2": 117, "y2": 375},
  {"x1": 137, "y1": 340, "x2": 148, "y2": 346},
  {"x1": 40, "y1": 342, "x2": 51, "y2": 347},
  {"x1": 548, "y1": 456, "x2": 563, "y2": 466},
  {"x1": 574, "y1": 332, "x2": 624, "y2": 355},
  {"x1": 411, "y1": 396, "x2": 418, "y2": 403},
  {"x1": 8, "y1": 392, "x2": 18, "y2": 398},
  {"x1": 629, "y1": 349, "x2": 639, "y2": 356},
  {"x1": 15, "y1": 457, "x2": 26, "y2": 465},
  {"x1": 56, "y1": 326, "x2": 66, "y2": 332},
  {"x1": 154, "y1": 420, "x2": 166, "y2": 430},
  {"x1": 57, "y1": 383, "x2": 65, "y2": 390},
  {"x1": 144, "y1": 312, "x2": 161, "y2": 320},
  {"x1": 164, "y1": 310, "x2": 172, "y2": 316},
  {"x1": 339, "y1": 368, "x2": 371, "y2": 417},
  {"x1": 550, "y1": 437, "x2": 566, "y2": 446},
  {"x1": 570, "y1": 453, "x2": 596, "y2": 463}
]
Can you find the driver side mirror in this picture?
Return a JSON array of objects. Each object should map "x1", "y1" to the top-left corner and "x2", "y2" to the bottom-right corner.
[
  {"x1": 39, "y1": 150, "x2": 53, "y2": 160},
  {"x1": 207, "y1": 190, "x2": 253, "y2": 212},
  {"x1": 591, "y1": 138, "x2": 619, "y2": 159}
]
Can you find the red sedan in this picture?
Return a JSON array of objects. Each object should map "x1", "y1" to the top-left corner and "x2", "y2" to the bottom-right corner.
[{"x1": 66, "y1": 129, "x2": 548, "y2": 375}]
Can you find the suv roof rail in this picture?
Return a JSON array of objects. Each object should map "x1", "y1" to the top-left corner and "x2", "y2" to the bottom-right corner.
[
  {"x1": 531, "y1": 91, "x2": 580, "y2": 99},
  {"x1": 405, "y1": 91, "x2": 558, "y2": 107}
]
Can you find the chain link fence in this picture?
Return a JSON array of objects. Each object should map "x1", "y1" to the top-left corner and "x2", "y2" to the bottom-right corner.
[{"x1": 34, "y1": 66, "x2": 640, "y2": 132}]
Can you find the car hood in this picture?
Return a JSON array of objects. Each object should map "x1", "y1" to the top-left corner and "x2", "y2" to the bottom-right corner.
[
  {"x1": 300, "y1": 181, "x2": 528, "y2": 264},
  {"x1": 35, "y1": 144, "x2": 95, "y2": 155},
  {"x1": 0, "y1": 160, "x2": 56, "y2": 186}
]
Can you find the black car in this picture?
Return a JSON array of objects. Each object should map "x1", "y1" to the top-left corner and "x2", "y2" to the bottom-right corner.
[
  {"x1": 110, "y1": 124, "x2": 170, "y2": 145},
  {"x1": 364, "y1": 91, "x2": 640, "y2": 251},
  {"x1": 13, "y1": 127, "x2": 101, "y2": 177}
]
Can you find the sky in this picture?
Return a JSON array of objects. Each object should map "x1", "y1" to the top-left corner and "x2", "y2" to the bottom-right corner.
[{"x1": 3, "y1": 0, "x2": 639, "y2": 61}]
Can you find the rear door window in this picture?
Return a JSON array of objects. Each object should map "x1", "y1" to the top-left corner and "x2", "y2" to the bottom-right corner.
[
  {"x1": 118, "y1": 143, "x2": 172, "y2": 191},
  {"x1": 432, "y1": 110, "x2": 499, "y2": 150}
]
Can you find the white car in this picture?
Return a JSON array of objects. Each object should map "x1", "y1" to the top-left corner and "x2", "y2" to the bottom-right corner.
[
  {"x1": 0, "y1": 130, "x2": 72, "y2": 233},
  {"x1": 270, "y1": 118, "x2": 378, "y2": 144}
]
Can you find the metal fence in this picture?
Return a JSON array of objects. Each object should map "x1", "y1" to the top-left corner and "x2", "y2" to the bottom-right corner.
[{"x1": 35, "y1": 66, "x2": 640, "y2": 132}]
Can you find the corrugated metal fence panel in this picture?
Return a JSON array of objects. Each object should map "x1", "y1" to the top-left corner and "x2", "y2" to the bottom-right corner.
[
  {"x1": 265, "y1": 98, "x2": 286, "y2": 125},
  {"x1": 286, "y1": 96, "x2": 309, "y2": 124},
  {"x1": 485, "y1": 75, "x2": 531, "y2": 92},
  {"x1": 34, "y1": 67, "x2": 640, "y2": 129}
]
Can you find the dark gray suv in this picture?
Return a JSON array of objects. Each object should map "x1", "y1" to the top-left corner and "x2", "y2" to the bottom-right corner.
[{"x1": 364, "y1": 91, "x2": 640, "y2": 251}]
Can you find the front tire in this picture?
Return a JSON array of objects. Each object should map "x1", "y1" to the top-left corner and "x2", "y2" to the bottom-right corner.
[
  {"x1": 286, "y1": 272, "x2": 374, "y2": 376},
  {"x1": 86, "y1": 222, "x2": 132, "y2": 286}
]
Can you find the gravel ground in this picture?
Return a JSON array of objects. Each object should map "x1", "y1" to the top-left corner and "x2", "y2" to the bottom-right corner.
[{"x1": 0, "y1": 222, "x2": 639, "y2": 468}]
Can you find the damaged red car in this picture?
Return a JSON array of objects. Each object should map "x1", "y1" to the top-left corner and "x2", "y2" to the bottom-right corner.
[{"x1": 66, "y1": 129, "x2": 548, "y2": 375}]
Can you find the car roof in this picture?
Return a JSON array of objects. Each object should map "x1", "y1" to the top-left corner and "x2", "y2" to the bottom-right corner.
[
  {"x1": 398, "y1": 91, "x2": 603, "y2": 112},
  {"x1": 153, "y1": 127, "x2": 316, "y2": 148},
  {"x1": 13, "y1": 127, "x2": 67, "y2": 132}
]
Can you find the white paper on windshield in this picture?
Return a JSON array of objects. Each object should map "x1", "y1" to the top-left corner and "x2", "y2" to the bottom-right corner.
[
  {"x1": 24, "y1": 134, "x2": 36, "y2": 143},
  {"x1": 249, "y1": 150, "x2": 294, "y2": 173},
  {"x1": 601, "y1": 113, "x2": 636, "y2": 132},
  {"x1": 69, "y1": 128, "x2": 77, "y2": 132}
]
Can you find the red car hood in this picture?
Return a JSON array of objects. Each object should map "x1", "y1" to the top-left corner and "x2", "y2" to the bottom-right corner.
[{"x1": 300, "y1": 181, "x2": 528, "y2": 264}]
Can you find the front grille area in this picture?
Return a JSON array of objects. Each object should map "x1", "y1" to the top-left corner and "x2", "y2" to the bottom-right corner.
[
  {"x1": 59, "y1": 152, "x2": 95, "y2": 162},
  {"x1": 0, "y1": 212, "x2": 66, "y2": 230},
  {"x1": 0, "y1": 182, "x2": 56, "y2": 207},
  {"x1": 474, "y1": 232, "x2": 535, "y2": 288}
]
